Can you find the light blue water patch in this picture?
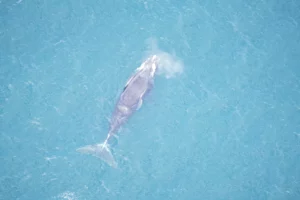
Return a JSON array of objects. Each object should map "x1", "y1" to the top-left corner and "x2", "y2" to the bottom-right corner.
[{"x1": 1, "y1": 0, "x2": 300, "y2": 199}]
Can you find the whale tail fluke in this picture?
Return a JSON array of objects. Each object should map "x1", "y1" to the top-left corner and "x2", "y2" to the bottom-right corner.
[{"x1": 76, "y1": 142, "x2": 117, "y2": 168}]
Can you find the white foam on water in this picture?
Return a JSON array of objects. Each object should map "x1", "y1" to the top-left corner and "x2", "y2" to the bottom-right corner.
[
  {"x1": 144, "y1": 38, "x2": 184, "y2": 79},
  {"x1": 57, "y1": 191, "x2": 77, "y2": 200}
]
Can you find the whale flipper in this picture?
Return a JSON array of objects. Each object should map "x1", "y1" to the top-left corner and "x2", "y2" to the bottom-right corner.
[
  {"x1": 77, "y1": 143, "x2": 117, "y2": 168},
  {"x1": 137, "y1": 99, "x2": 143, "y2": 110}
]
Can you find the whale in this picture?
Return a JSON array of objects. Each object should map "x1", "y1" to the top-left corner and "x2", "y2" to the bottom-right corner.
[{"x1": 76, "y1": 55, "x2": 159, "y2": 168}]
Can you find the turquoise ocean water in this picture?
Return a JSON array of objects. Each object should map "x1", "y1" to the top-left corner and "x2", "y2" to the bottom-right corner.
[{"x1": 1, "y1": 0, "x2": 300, "y2": 199}]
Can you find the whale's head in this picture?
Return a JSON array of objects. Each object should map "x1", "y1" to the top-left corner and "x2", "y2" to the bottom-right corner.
[
  {"x1": 136, "y1": 55, "x2": 159, "y2": 77},
  {"x1": 149, "y1": 55, "x2": 158, "y2": 77}
]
